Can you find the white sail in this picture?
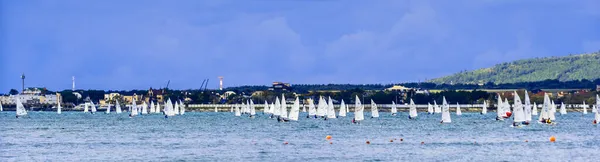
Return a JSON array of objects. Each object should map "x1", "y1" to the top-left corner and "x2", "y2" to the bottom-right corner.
[
  {"x1": 513, "y1": 91, "x2": 525, "y2": 123},
  {"x1": 559, "y1": 102, "x2": 567, "y2": 115},
  {"x1": 539, "y1": 93, "x2": 551, "y2": 122},
  {"x1": 427, "y1": 103, "x2": 433, "y2": 114},
  {"x1": 456, "y1": 103, "x2": 462, "y2": 116},
  {"x1": 280, "y1": 95, "x2": 288, "y2": 119},
  {"x1": 165, "y1": 99, "x2": 175, "y2": 116},
  {"x1": 504, "y1": 98, "x2": 510, "y2": 114},
  {"x1": 371, "y1": 99, "x2": 379, "y2": 118},
  {"x1": 308, "y1": 99, "x2": 316, "y2": 116},
  {"x1": 91, "y1": 101, "x2": 97, "y2": 113},
  {"x1": 179, "y1": 101, "x2": 185, "y2": 115},
  {"x1": 149, "y1": 101, "x2": 155, "y2": 113},
  {"x1": 593, "y1": 99, "x2": 598, "y2": 113},
  {"x1": 235, "y1": 104, "x2": 241, "y2": 116},
  {"x1": 57, "y1": 100, "x2": 62, "y2": 114},
  {"x1": 174, "y1": 101, "x2": 180, "y2": 115},
  {"x1": 105, "y1": 103, "x2": 110, "y2": 114},
  {"x1": 317, "y1": 96, "x2": 326, "y2": 117},
  {"x1": 141, "y1": 102, "x2": 148, "y2": 114},
  {"x1": 250, "y1": 100, "x2": 256, "y2": 116},
  {"x1": 441, "y1": 97, "x2": 451, "y2": 123},
  {"x1": 482, "y1": 101, "x2": 487, "y2": 114},
  {"x1": 532, "y1": 102, "x2": 538, "y2": 116},
  {"x1": 302, "y1": 104, "x2": 306, "y2": 113},
  {"x1": 274, "y1": 97, "x2": 281, "y2": 116},
  {"x1": 215, "y1": 106, "x2": 218, "y2": 112},
  {"x1": 155, "y1": 102, "x2": 161, "y2": 114},
  {"x1": 595, "y1": 95, "x2": 600, "y2": 122},
  {"x1": 16, "y1": 97, "x2": 27, "y2": 116},
  {"x1": 264, "y1": 101, "x2": 270, "y2": 113},
  {"x1": 497, "y1": 95, "x2": 504, "y2": 119},
  {"x1": 327, "y1": 97, "x2": 336, "y2": 119},
  {"x1": 391, "y1": 101, "x2": 397, "y2": 115},
  {"x1": 409, "y1": 99, "x2": 418, "y2": 118},
  {"x1": 116, "y1": 100, "x2": 122, "y2": 114},
  {"x1": 434, "y1": 100, "x2": 441, "y2": 113},
  {"x1": 84, "y1": 102, "x2": 89, "y2": 113},
  {"x1": 0, "y1": 101, "x2": 3, "y2": 111},
  {"x1": 289, "y1": 97, "x2": 300, "y2": 121},
  {"x1": 524, "y1": 91, "x2": 532, "y2": 121},
  {"x1": 583, "y1": 101, "x2": 588, "y2": 114},
  {"x1": 354, "y1": 95, "x2": 364, "y2": 121},
  {"x1": 131, "y1": 98, "x2": 138, "y2": 116},
  {"x1": 549, "y1": 100, "x2": 556, "y2": 121},
  {"x1": 338, "y1": 99, "x2": 347, "y2": 117}
]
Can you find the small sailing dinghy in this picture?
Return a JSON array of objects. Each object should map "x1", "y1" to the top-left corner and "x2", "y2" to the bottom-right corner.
[
  {"x1": 538, "y1": 93, "x2": 554, "y2": 124},
  {"x1": 234, "y1": 104, "x2": 241, "y2": 116},
  {"x1": 90, "y1": 101, "x2": 97, "y2": 114},
  {"x1": 288, "y1": 97, "x2": 300, "y2": 121},
  {"x1": 130, "y1": 98, "x2": 138, "y2": 117},
  {"x1": 149, "y1": 101, "x2": 155, "y2": 113},
  {"x1": 594, "y1": 95, "x2": 600, "y2": 125},
  {"x1": 427, "y1": 103, "x2": 433, "y2": 114},
  {"x1": 327, "y1": 97, "x2": 336, "y2": 119},
  {"x1": 249, "y1": 100, "x2": 256, "y2": 118},
  {"x1": 116, "y1": 100, "x2": 122, "y2": 114},
  {"x1": 57, "y1": 100, "x2": 62, "y2": 114},
  {"x1": 512, "y1": 91, "x2": 526, "y2": 126},
  {"x1": 456, "y1": 103, "x2": 462, "y2": 116},
  {"x1": 265, "y1": 101, "x2": 270, "y2": 114},
  {"x1": 582, "y1": 101, "x2": 588, "y2": 114},
  {"x1": 524, "y1": 91, "x2": 532, "y2": 124},
  {"x1": 559, "y1": 102, "x2": 567, "y2": 115},
  {"x1": 391, "y1": 101, "x2": 397, "y2": 116},
  {"x1": 496, "y1": 95, "x2": 505, "y2": 121},
  {"x1": 339, "y1": 99, "x2": 347, "y2": 117},
  {"x1": 441, "y1": 97, "x2": 451, "y2": 123},
  {"x1": 434, "y1": 101, "x2": 441, "y2": 113},
  {"x1": 179, "y1": 101, "x2": 185, "y2": 115},
  {"x1": 16, "y1": 97, "x2": 27, "y2": 118},
  {"x1": 105, "y1": 103, "x2": 110, "y2": 114},
  {"x1": 481, "y1": 101, "x2": 487, "y2": 114},
  {"x1": 84, "y1": 102, "x2": 89, "y2": 113},
  {"x1": 307, "y1": 99, "x2": 316, "y2": 118},
  {"x1": 0, "y1": 101, "x2": 3, "y2": 112},
  {"x1": 353, "y1": 95, "x2": 364, "y2": 124},
  {"x1": 142, "y1": 102, "x2": 148, "y2": 115},
  {"x1": 532, "y1": 102, "x2": 538, "y2": 116},
  {"x1": 409, "y1": 99, "x2": 418, "y2": 119},
  {"x1": 278, "y1": 95, "x2": 289, "y2": 122},
  {"x1": 370, "y1": 99, "x2": 379, "y2": 118}
]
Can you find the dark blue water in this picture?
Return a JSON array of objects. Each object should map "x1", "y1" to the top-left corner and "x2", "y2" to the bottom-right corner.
[{"x1": 0, "y1": 111, "x2": 597, "y2": 161}]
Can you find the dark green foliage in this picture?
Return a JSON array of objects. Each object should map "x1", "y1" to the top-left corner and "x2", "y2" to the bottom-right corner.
[{"x1": 430, "y1": 52, "x2": 600, "y2": 84}]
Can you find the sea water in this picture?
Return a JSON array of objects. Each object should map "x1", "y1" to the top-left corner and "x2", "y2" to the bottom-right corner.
[{"x1": 0, "y1": 112, "x2": 598, "y2": 161}]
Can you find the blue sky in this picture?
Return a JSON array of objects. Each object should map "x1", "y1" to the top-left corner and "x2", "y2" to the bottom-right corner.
[{"x1": 1, "y1": 0, "x2": 599, "y2": 92}]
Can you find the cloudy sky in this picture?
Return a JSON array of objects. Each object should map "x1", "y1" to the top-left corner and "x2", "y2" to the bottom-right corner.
[{"x1": 1, "y1": 0, "x2": 599, "y2": 92}]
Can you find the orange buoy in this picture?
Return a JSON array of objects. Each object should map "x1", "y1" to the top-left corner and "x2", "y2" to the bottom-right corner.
[
  {"x1": 326, "y1": 135, "x2": 332, "y2": 140},
  {"x1": 550, "y1": 136, "x2": 556, "y2": 142},
  {"x1": 421, "y1": 141, "x2": 424, "y2": 145},
  {"x1": 389, "y1": 139, "x2": 394, "y2": 142},
  {"x1": 366, "y1": 140, "x2": 371, "y2": 144},
  {"x1": 284, "y1": 141, "x2": 289, "y2": 145}
]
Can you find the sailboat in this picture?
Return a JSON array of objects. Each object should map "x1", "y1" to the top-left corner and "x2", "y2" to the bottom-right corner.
[
  {"x1": 456, "y1": 103, "x2": 462, "y2": 116},
  {"x1": 481, "y1": 101, "x2": 487, "y2": 114},
  {"x1": 179, "y1": 101, "x2": 185, "y2": 115},
  {"x1": 391, "y1": 101, "x2": 397, "y2": 116},
  {"x1": 409, "y1": 99, "x2": 417, "y2": 119},
  {"x1": 504, "y1": 98, "x2": 511, "y2": 117},
  {"x1": 434, "y1": 100, "x2": 441, "y2": 113},
  {"x1": 235, "y1": 104, "x2": 241, "y2": 116},
  {"x1": 524, "y1": 91, "x2": 532, "y2": 122},
  {"x1": 288, "y1": 97, "x2": 300, "y2": 121},
  {"x1": 559, "y1": 102, "x2": 567, "y2": 115},
  {"x1": 141, "y1": 102, "x2": 148, "y2": 115},
  {"x1": 83, "y1": 102, "x2": 89, "y2": 113},
  {"x1": 265, "y1": 101, "x2": 270, "y2": 114},
  {"x1": 116, "y1": 100, "x2": 122, "y2": 114},
  {"x1": 90, "y1": 101, "x2": 97, "y2": 114},
  {"x1": 496, "y1": 95, "x2": 505, "y2": 121},
  {"x1": 214, "y1": 106, "x2": 218, "y2": 112},
  {"x1": 174, "y1": 101, "x2": 180, "y2": 115},
  {"x1": 0, "y1": 101, "x2": 3, "y2": 111},
  {"x1": 307, "y1": 99, "x2": 316, "y2": 118},
  {"x1": 339, "y1": 99, "x2": 347, "y2": 117},
  {"x1": 249, "y1": 100, "x2": 256, "y2": 117},
  {"x1": 441, "y1": 97, "x2": 451, "y2": 123},
  {"x1": 353, "y1": 95, "x2": 364, "y2": 123},
  {"x1": 512, "y1": 91, "x2": 526, "y2": 126},
  {"x1": 279, "y1": 94, "x2": 289, "y2": 122},
  {"x1": 427, "y1": 103, "x2": 433, "y2": 114},
  {"x1": 302, "y1": 104, "x2": 306, "y2": 113},
  {"x1": 539, "y1": 93, "x2": 553, "y2": 124},
  {"x1": 532, "y1": 102, "x2": 538, "y2": 116},
  {"x1": 16, "y1": 97, "x2": 27, "y2": 117},
  {"x1": 130, "y1": 98, "x2": 138, "y2": 117},
  {"x1": 594, "y1": 95, "x2": 600, "y2": 124},
  {"x1": 582, "y1": 101, "x2": 588, "y2": 114},
  {"x1": 593, "y1": 103, "x2": 598, "y2": 114},
  {"x1": 105, "y1": 103, "x2": 110, "y2": 114},
  {"x1": 549, "y1": 100, "x2": 556, "y2": 121},
  {"x1": 327, "y1": 97, "x2": 336, "y2": 119},
  {"x1": 57, "y1": 101, "x2": 62, "y2": 114},
  {"x1": 317, "y1": 96, "x2": 326, "y2": 117},
  {"x1": 164, "y1": 99, "x2": 175, "y2": 117},
  {"x1": 149, "y1": 101, "x2": 155, "y2": 113},
  {"x1": 273, "y1": 97, "x2": 281, "y2": 117},
  {"x1": 370, "y1": 99, "x2": 379, "y2": 118}
]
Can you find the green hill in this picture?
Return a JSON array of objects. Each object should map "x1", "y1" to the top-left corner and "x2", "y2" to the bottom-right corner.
[{"x1": 430, "y1": 51, "x2": 600, "y2": 84}]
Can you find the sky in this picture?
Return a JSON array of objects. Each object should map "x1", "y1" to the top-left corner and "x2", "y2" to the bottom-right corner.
[{"x1": 1, "y1": 0, "x2": 599, "y2": 92}]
